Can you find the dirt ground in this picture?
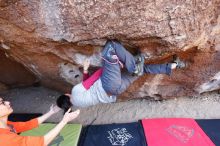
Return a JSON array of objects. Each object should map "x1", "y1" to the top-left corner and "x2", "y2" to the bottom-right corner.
[{"x1": 0, "y1": 86, "x2": 220, "y2": 125}]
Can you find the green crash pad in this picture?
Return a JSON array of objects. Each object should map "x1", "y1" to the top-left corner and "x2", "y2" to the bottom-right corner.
[{"x1": 21, "y1": 124, "x2": 82, "y2": 146}]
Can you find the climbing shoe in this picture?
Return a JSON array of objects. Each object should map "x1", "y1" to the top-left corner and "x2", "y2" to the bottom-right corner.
[
  {"x1": 134, "y1": 53, "x2": 145, "y2": 76},
  {"x1": 172, "y1": 54, "x2": 187, "y2": 69}
]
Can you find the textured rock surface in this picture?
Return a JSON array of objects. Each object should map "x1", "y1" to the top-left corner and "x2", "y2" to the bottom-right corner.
[
  {"x1": 0, "y1": 0, "x2": 220, "y2": 99},
  {"x1": 0, "y1": 82, "x2": 8, "y2": 92},
  {"x1": 0, "y1": 49, "x2": 36, "y2": 88}
]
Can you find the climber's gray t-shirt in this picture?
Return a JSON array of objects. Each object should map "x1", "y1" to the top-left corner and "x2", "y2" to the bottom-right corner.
[{"x1": 71, "y1": 79, "x2": 116, "y2": 108}]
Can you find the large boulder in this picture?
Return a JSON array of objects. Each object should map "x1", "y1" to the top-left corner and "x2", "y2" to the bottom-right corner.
[{"x1": 0, "y1": 0, "x2": 219, "y2": 99}]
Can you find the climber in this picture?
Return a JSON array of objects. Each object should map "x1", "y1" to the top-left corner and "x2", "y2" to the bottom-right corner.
[
  {"x1": 56, "y1": 40, "x2": 186, "y2": 110},
  {"x1": 0, "y1": 97, "x2": 80, "y2": 146}
]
